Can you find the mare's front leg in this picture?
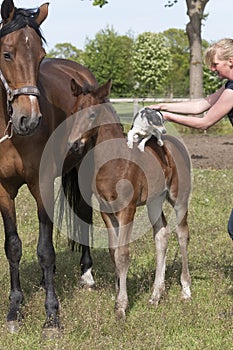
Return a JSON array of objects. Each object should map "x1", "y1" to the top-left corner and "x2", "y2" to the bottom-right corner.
[
  {"x1": 28, "y1": 181, "x2": 60, "y2": 332},
  {"x1": 0, "y1": 184, "x2": 23, "y2": 333}
]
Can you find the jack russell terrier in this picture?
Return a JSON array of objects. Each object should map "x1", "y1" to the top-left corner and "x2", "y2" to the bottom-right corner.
[{"x1": 127, "y1": 107, "x2": 166, "y2": 152}]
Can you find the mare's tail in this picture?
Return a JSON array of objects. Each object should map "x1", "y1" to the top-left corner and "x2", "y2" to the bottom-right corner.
[{"x1": 56, "y1": 167, "x2": 93, "y2": 250}]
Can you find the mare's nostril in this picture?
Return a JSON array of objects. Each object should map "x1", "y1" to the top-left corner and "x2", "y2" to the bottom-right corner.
[
  {"x1": 19, "y1": 116, "x2": 27, "y2": 130},
  {"x1": 18, "y1": 114, "x2": 42, "y2": 135}
]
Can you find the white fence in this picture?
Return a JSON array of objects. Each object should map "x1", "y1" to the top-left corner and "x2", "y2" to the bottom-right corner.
[{"x1": 110, "y1": 97, "x2": 190, "y2": 118}]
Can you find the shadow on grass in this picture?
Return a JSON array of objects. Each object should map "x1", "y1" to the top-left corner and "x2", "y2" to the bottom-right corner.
[
  {"x1": 15, "y1": 238, "x2": 233, "y2": 321},
  {"x1": 18, "y1": 249, "x2": 189, "y2": 310}
]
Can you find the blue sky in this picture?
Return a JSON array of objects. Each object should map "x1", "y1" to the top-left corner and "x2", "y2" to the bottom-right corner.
[{"x1": 10, "y1": 0, "x2": 233, "y2": 51}]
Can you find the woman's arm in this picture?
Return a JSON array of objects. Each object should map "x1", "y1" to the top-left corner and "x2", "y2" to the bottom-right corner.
[
  {"x1": 149, "y1": 86, "x2": 225, "y2": 115},
  {"x1": 162, "y1": 88, "x2": 233, "y2": 130}
]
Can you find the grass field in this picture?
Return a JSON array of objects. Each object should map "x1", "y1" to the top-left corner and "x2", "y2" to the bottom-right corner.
[
  {"x1": 0, "y1": 167, "x2": 232, "y2": 349},
  {"x1": 0, "y1": 105, "x2": 232, "y2": 349}
]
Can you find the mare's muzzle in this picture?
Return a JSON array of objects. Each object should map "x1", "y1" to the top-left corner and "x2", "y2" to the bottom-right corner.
[{"x1": 0, "y1": 69, "x2": 41, "y2": 135}]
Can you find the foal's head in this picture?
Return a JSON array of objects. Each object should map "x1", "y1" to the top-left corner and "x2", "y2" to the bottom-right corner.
[
  {"x1": 68, "y1": 78, "x2": 112, "y2": 153},
  {"x1": 0, "y1": 0, "x2": 48, "y2": 135}
]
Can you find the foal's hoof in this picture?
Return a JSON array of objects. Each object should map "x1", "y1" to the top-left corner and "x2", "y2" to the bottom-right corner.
[
  {"x1": 181, "y1": 287, "x2": 191, "y2": 302},
  {"x1": 7, "y1": 320, "x2": 21, "y2": 333},
  {"x1": 149, "y1": 296, "x2": 160, "y2": 307},
  {"x1": 115, "y1": 308, "x2": 126, "y2": 321}
]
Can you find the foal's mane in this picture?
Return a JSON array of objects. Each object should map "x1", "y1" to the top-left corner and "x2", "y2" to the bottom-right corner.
[
  {"x1": 82, "y1": 82, "x2": 96, "y2": 95},
  {"x1": 0, "y1": 7, "x2": 46, "y2": 42}
]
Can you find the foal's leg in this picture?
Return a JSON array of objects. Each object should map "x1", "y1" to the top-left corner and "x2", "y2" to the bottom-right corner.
[
  {"x1": 148, "y1": 210, "x2": 170, "y2": 306},
  {"x1": 0, "y1": 186, "x2": 23, "y2": 332},
  {"x1": 102, "y1": 209, "x2": 135, "y2": 319},
  {"x1": 175, "y1": 207, "x2": 191, "y2": 300},
  {"x1": 28, "y1": 182, "x2": 60, "y2": 330}
]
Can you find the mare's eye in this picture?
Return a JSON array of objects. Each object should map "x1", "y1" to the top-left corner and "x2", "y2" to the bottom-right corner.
[{"x1": 3, "y1": 52, "x2": 12, "y2": 61}]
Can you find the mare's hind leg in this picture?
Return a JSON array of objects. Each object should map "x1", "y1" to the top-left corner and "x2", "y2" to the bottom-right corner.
[
  {"x1": 79, "y1": 219, "x2": 94, "y2": 288},
  {"x1": 148, "y1": 210, "x2": 170, "y2": 306},
  {"x1": 0, "y1": 185, "x2": 23, "y2": 332},
  {"x1": 175, "y1": 207, "x2": 191, "y2": 300},
  {"x1": 62, "y1": 167, "x2": 94, "y2": 288},
  {"x1": 73, "y1": 183, "x2": 94, "y2": 288}
]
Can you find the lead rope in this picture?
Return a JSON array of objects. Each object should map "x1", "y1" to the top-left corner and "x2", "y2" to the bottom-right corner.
[
  {"x1": 0, "y1": 69, "x2": 14, "y2": 143},
  {"x1": 0, "y1": 120, "x2": 13, "y2": 143}
]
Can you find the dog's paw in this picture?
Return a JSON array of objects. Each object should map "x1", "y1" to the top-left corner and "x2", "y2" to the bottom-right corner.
[
  {"x1": 157, "y1": 139, "x2": 164, "y2": 147},
  {"x1": 127, "y1": 140, "x2": 134, "y2": 149},
  {"x1": 138, "y1": 142, "x2": 145, "y2": 152}
]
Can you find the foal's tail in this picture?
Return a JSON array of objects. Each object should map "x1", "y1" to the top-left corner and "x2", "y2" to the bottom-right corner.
[{"x1": 56, "y1": 167, "x2": 92, "y2": 250}]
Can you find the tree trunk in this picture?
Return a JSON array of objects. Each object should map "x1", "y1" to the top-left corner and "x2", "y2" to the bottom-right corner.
[{"x1": 186, "y1": 0, "x2": 209, "y2": 98}]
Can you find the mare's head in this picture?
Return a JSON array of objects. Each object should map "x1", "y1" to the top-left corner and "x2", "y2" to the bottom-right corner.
[
  {"x1": 0, "y1": 0, "x2": 48, "y2": 135},
  {"x1": 68, "y1": 78, "x2": 112, "y2": 153}
]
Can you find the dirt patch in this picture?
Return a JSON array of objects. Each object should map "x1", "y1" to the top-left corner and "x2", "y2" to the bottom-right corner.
[{"x1": 181, "y1": 134, "x2": 233, "y2": 170}]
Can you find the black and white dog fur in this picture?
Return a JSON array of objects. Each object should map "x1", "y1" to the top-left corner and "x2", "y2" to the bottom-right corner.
[{"x1": 127, "y1": 107, "x2": 166, "y2": 151}]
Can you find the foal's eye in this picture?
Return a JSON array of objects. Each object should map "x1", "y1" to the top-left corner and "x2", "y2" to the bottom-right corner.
[
  {"x1": 3, "y1": 52, "x2": 12, "y2": 61},
  {"x1": 89, "y1": 113, "x2": 96, "y2": 121}
]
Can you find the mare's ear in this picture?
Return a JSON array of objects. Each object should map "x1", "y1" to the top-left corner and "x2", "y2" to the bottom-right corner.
[
  {"x1": 1, "y1": 0, "x2": 15, "y2": 24},
  {"x1": 36, "y1": 3, "x2": 49, "y2": 26},
  {"x1": 95, "y1": 78, "x2": 112, "y2": 100},
  {"x1": 71, "y1": 78, "x2": 83, "y2": 97}
]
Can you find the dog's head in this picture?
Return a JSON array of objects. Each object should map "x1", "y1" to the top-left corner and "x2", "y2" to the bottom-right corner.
[{"x1": 140, "y1": 107, "x2": 166, "y2": 135}]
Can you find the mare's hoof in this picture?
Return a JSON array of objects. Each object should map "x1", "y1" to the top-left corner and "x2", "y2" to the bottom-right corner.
[
  {"x1": 80, "y1": 268, "x2": 95, "y2": 289},
  {"x1": 7, "y1": 320, "x2": 21, "y2": 333},
  {"x1": 42, "y1": 326, "x2": 61, "y2": 340}
]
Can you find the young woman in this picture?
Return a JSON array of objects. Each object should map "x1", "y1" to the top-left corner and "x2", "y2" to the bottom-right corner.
[
  {"x1": 149, "y1": 38, "x2": 233, "y2": 130},
  {"x1": 149, "y1": 38, "x2": 233, "y2": 240}
]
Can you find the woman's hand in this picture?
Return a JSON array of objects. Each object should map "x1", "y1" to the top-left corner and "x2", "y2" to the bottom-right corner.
[{"x1": 147, "y1": 104, "x2": 166, "y2": 110}]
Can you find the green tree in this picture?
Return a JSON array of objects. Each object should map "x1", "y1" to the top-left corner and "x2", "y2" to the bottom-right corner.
[
  {"x1": 92, "y1": 0, "x2": 108, "y2": 6},
  {"x1": 92, "y1": 0, "x2": 212, "y2": 99},
  {"x1": 162, "y1": 28, "x2": 190, "y2": 97},
  {"x1": 132, "y1": 32, "x2": 172, "y2": 97},
  {"x1": 203, "y1": 67, "x2": 223, "y2": 96},
  {"x1": 201, "y1": 38, "x2": 222, "y2": 95},
  {"x1": 46, "y1": 43, "x2": 84, "y2": 63},
  {"x1": 83, "y1": 27, "x2": 134, "y2": 96}
]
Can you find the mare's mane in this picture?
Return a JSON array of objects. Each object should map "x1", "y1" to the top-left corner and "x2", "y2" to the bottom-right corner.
[{"x1": 0, "y1": 7, "x2": 46, "y2": 42}]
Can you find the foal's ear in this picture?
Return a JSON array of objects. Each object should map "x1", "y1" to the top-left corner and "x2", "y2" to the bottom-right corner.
[
  {"x1": 71, "y1": 78, "x2": 83, "y2": 97},
  {"x1": 95, "y1": 79, "x2": 112, "y2": 100},
  {"x1": 1, "y1": 0, "x2": 15, "y2": 24},
  {"x1": 35, "y1": 3, "x2": 49, "y2": 26}
]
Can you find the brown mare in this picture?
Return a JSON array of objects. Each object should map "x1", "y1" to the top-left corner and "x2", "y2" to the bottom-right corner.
[
  {"x1": 0, "y1": 0, "x2": 101, "y2": 335},
  {"x1": 65, "y1": 83, "x2": 192, "y2": 319}
]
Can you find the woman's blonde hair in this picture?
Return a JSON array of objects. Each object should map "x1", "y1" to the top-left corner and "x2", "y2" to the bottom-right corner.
[{"x1": 204, "y1": 38, "x2": 233, "y2": 68}]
